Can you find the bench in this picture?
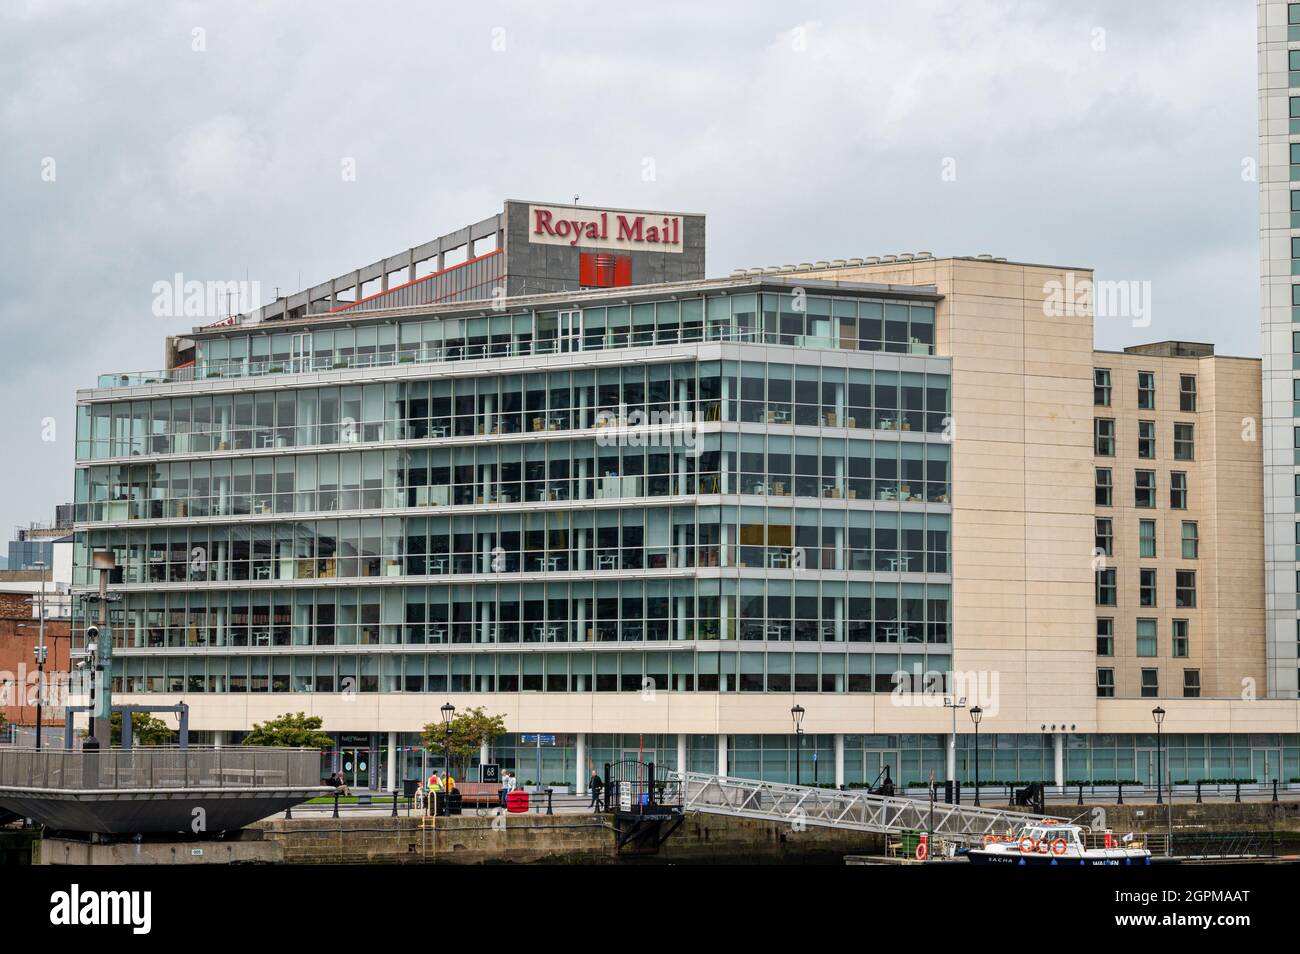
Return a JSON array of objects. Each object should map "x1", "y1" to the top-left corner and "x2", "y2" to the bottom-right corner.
[{"x1": 454, "y1": 781, "x2": 501, "y2": 808}]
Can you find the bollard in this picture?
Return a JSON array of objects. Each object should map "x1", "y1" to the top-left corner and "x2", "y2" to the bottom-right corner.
[
  {"x1": 1117, "y1": 783, "x2": 1123, "y2": 806},
  {"x1": 333, "y1": 793, "x2": 340, "y2": 818},
  {"x1": 285, "y1": 804, "x2": 293, "y2": 820},
  {"x1": 392, "y1": 792, "x2": 399, "y2": 817},
  {"x1": 1077, "y1": 784, "x2": 1084, "y2": 806},
  {"x1": 1234, "y1": 781, "x2": 1241, "y2": 804},
  {"x1": 1273, "y1": 779, "x2": 1279, "y2": 804},
  {"x1": 1196, "y1": 781, "x2": 1202, "y2": 804},
  {"x1": 546, "y1": 788, "x2": 554, "y2": 816}
]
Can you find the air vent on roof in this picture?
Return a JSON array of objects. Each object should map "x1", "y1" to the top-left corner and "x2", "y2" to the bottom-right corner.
[
  {"x1": 975, "y1": 254, "x2": 994, "y2": 260},
  {"x1": 778, "y1": 265, "x2": 795, "y2": 273},
  {"x1": 797, "y1": 263, "x2": 813, "y2": 271},
  {"x1": 916, "y1": 251, "x2": 933, "y2": 260},
  {"x1": 831, "y1": 259, "x2": 846, "y2": 267},
  {"x1": 762, "y1": 266, "x2": 779, "y2": 274},
  {"x1": 814, "y1": 260, "x2": 829, "y2": 268},
  {"x1": 992, "y1": 257, "x2": 1007, "y2": 263},
  {"x1": 747, "y1": 267, "x2": 764, "y2": 275},
  {"x1": 880, "y1": 255, "x2": 897, "y2": 263},
  {"x1": 730, "y1": 268, "x2": 747, "y2": 277},
  {"x1": 864, "y1": 257, "x2": 880, "y2": 265},
  {"x1": 896, "y1": 254, "x2": 913, "y2": 263},
  {"x1": 847, "y1": 257, "x2": 864, "y2": 266}
]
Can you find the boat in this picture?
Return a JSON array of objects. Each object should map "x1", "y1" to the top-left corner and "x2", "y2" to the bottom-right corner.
[{"x1": 961, "y1": 820, "x2": 1174, "y2": 866}]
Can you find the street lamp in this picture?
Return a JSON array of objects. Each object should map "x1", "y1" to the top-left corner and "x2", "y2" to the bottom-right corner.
[
  {"x1": 34, "y1": 560, "x2": 48, "y2": 750},
  {"x1": 438, "y1": 702, "x2": 455, "y2": 815},
  {"x1": 790, "y1": 704, "x2": 805, "y2": 786},
  {"x1": 969, "y1": 705, "x2": 983, "y2": 807},
  {"x1": 1152, "y1": 706, "x2": 1166, "y2": 805}
]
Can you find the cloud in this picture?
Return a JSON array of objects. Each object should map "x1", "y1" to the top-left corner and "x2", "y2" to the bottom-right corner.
[{"x1": 0, "y1": 0, "x2": 1260, "y2": 537}]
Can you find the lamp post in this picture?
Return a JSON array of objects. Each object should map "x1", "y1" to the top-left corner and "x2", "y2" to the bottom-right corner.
[
  {"x1": 969, "y1": 705, "x2": 983, "y2": 807},
  {"x1": 790, "y1": 704, "x2": 805, "y2": 786},
  {"x1": 440, "y1": 702, "x2": 455, "y2": 813},
  {"x1": 27, "y1": 560, "x2": 48, "y2": 750},
  {"x1": 1152, "y1": 706, "x2": 1166, "y2": 805}
]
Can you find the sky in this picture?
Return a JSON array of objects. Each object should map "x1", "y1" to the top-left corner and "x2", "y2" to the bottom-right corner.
[{"x1": 0, "y1": 0, "x2": 1261, "y2": 544}]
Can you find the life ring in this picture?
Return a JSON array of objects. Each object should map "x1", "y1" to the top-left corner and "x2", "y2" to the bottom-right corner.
[
  {"x1": 1018, "y1": 836, "x2": 1037, "y2": 853},
  {"x1": 916, "y1": 837, "x2": 929, "y2": 861},
  {"x1": 1051, "y1": 838, "x2": 1068, "y2": 856},
  {"x1": 983, "y1": 834, "x2": 997, "y2": 846}
]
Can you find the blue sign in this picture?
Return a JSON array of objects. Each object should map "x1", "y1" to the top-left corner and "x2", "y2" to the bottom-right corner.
[{"x1": 521, "y1": 734, "x2": 557, "y2": 745}]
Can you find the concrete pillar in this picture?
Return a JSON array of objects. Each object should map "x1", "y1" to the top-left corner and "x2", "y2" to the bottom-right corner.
[
  {"x1": 834, "y1": 733, "x2": 845, "y2": 789},
  {"x1": 480, "y1": 740, "x2": 490, "y2": 778},
  {"x1": 1054, "y1": 733, "x2": 1065, "y2": 787},
  {"x1": 387, "y1": 731, "x2": 398, "y2": 792},
  {"x1": 947, "y1": 733, "x2": 957, "y2": 783},
  {"x1": 575, "y1": 733, "x2": 587, "y2": 795},
  {"x1": 717, "y1": 733, "x2": 728, "y2": 777},
  {"x1": 213, "y1": 730, "x2": 224, "y2": 748},
  {"x1": 677, "y1": 734, "x2": 688, "y2": 774}
]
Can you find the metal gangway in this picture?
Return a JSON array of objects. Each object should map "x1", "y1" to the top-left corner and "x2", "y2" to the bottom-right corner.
[{"x1": 670, "y1": 772, "x2": 1066, "y2": 845}]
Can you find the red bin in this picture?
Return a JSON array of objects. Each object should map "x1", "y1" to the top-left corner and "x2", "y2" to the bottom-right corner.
[{"x1": 506, "y1": 790, "x2": 530, "y2": 813}]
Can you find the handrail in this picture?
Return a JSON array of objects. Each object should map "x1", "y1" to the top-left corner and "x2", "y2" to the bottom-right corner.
[
  {"x1": 0, "y1": 746, "x2": 324, "y2": 791},
  {"x1": 668, "y1": 771, "x2": 1065, "y2": 844}
]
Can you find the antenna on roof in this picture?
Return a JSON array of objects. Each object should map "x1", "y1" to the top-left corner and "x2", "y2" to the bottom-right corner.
[{"x1": 573, "y1": 194, "x2": 580, "y2": 205}]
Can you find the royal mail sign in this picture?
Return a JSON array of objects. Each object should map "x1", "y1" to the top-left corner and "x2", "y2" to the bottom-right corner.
[{"x1": 527, "y1": 204, "x2": 684, "y2": 253}]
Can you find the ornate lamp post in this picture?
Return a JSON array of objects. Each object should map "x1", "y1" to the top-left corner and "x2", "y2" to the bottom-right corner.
[
  {"x1": 1152, "y1": 706, "x2": 1166, "y2": 805},
  {"x1": 790, "y1": 704, "x2": 805, "y2": 786},
  {"x1": 969, "y1": 705, "x2": 983, "y2": 807}
]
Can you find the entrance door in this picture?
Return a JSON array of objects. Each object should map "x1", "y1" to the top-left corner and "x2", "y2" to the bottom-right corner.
[
  {"x1": 1137, "y1": 748, "x2": 1157, "y2": 787},
  {"x1": 864, "y1": 750, "x2": 899, "y2": 787},
  {"x1": 342, "y1": 748, "x2": 370, "y2": 789},
  {"x1": 1252, "y1": 749, "x2": 1282, "y2": 785},
  {"x1": 291, "y1": 333, "x2": 312, "y2": 372}
]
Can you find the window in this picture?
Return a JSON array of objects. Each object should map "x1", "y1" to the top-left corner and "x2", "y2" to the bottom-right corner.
[
  {"x1": 1094, "y1": 418, "x2": 1115, "y2": 456},
  {"x1": 1137, "y1": 371, "x2": 1155, "y2": 410},
  {"x1": 1179, "y1": 375, "x2": 1196, "y2": 412},
  {"x1": 1095, "y1": 568, "x2": 1117, "y2": 606},
  {"x1": 1170, "y1": 472, "x2": 1187, "y2": 509},
  {"x1": 1139, "y1": 519, "x2": 1156, "y2": 558},
  {"x1": 1172, "y1": 619, "x2": 1189, "y2": 658},
  {"x1": 1136, "y1": 618, "x2": 1157, "y2": 657},
  {"x1": 1181, "y1": 521, "x2": 1198, "y2": 559},
  {"x1": 1173, "y1": 423, "x2": 1194, "y2": 461},
  {"x1": 1139, "y1": 568, "x2": 1157, "y2": 607},
  {"x1": 1095, "y1": 518, "x2": 1113, "y2": 557},
  {"x1": 1097, "y1": 668, "x2": 1115, "y2": 698},
  {"x1": 1135, "y1": 470, "x2": 1156, "y2": 508},
  {"x1": 1141, "y1": 669, "x2": 1159, "y2": 698},
  {"x1": 1096, "y1": 618, "x2": 1114, "y2": 656},
  {"x1": 1137, "y1": 421, "x2": 1155, "y2": 459},
  {"x1": 1095, "y1": 468, "x2": 1113, "y2": 506},
  {"x1": 1183, "y1": 669, "x2": 1200, "y2": 698},
  {"x1": 1175, "y1": 570, "x2": 1197, "y2": 608},
  {"x1": 1093, "y1": 368, "x2": 1111, "y2": 407}
]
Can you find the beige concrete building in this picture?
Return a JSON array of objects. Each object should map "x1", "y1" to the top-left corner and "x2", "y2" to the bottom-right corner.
[{"x1": 70, "y1": 209, "x2": 1300, "y2": 791}]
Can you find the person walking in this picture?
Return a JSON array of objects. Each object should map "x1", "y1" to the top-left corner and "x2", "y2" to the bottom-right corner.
[{"x1": 588, "y1": 770, "x2": 604, "y2": 811}]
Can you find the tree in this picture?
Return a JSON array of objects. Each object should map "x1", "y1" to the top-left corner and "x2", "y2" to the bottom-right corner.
[
  {"x1": 242, "y1": 712, "x2": 333, "y2": 748},
  {"x1": 80, "y1": 712, "x2": 174, "y2": 746},
  {"x1": 421, "y1": 707, "x2": 506, "y2": 777}
]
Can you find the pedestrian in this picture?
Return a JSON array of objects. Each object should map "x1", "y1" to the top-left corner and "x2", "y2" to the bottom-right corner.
[
  {"x1": 498, "y1": 772, "x2": 510, "y2": 807},
  {"x1": 588, "y1": 770, "x2": 604, "y2": 811}
]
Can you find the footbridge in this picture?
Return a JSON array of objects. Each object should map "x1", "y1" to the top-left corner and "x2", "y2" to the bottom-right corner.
[{"x1": 669, "y1": 772, "x2": 1067, "y2": 845}]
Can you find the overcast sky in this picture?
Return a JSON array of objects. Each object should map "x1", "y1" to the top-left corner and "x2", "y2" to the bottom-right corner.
[{"x1": 0, "y1": 0, "x2": 1260, "y2": 544}]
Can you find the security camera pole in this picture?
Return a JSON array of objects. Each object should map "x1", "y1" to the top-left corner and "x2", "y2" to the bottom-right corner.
[{"x1": 89, "y1": 551, "x2": 116, "y2": 750}]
